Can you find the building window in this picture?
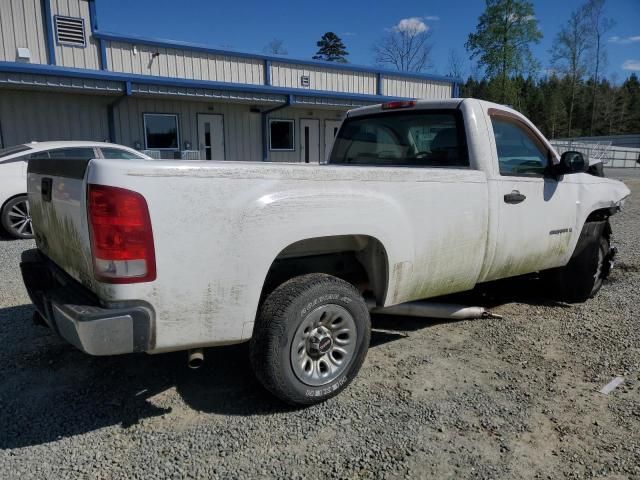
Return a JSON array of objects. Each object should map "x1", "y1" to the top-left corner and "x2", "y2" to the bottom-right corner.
[
  {"x1": 144, "y1": 114, "x2": 180, "y2": 150},
  {"x1": 54, "y1": 16, "x2": 86, "y2": 47},
  {"x1": 269, "y1": 119, "x2": 295, "y2": 151}
]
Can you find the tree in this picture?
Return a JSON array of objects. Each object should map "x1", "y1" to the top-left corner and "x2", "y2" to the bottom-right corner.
[
  {"x1": 583, "y1": 0, "x2": 615, "y2": 134},
  {"x1": 312, "y1": 32, "x2": 348, "y2": 63},
  {"x1": 447, "y1": 49, "x2": 466, "y2": 79},
  {"x1": 263, "y1": 38, "x2": 288, "y2": 55},
  {"x1": 373, "y1": 18, "x2": 433, "y2": 72},
  {"x1": 549, "y1": 7, "x2": 589, "y2": 137},
  {"x1": 465, "y1": 0, "x2": 542, "y2": 103},
  {"x1": 620, "y1": 73, "x2": 640, "y2": 134}
]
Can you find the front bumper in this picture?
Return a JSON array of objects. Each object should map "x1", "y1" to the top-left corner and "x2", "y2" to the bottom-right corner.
[{"x1": 20, "y1": 249, "x2": 154, "y2": 355}]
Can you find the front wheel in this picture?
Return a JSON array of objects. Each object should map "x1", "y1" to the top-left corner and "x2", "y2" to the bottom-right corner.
[
  {"x1": 1, "y1": 195, "x2": 33, "y2": 239},
  {"x1": 546, "y1": 221, "x2": 612, "y2": 303},
  {"x1": 250, "y1": 273, "x2": 371, "y2": 405}
]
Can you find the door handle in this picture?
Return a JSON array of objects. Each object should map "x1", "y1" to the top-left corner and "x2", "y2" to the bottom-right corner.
[{"x1": 504, "y1": 190, "x2": 526, "y2": 204}]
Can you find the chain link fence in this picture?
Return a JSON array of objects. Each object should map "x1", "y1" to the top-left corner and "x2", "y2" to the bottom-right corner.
[{"x1": 551, "y1": 140, "x2": 640, "y2": 168}]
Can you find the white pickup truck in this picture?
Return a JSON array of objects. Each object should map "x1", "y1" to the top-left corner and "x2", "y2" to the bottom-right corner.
[{"x1": 21, "y1": 99, "x2": 630, "y2": 405}]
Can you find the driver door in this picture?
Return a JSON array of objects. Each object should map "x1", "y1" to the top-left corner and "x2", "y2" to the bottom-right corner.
[{"x1": 483, "y1": 111, "x2": 579, "y2": 281}]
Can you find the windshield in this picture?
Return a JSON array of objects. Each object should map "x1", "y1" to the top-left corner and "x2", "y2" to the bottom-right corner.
[
  {"x1": 0, "y1": 145, "x2": 32, "y2": 159},
  {"x1": 329, "y1": 110, "x2": 468, "y2": 168}
]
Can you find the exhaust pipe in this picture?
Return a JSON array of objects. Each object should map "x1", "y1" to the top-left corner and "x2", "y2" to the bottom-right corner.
[
  {"x1": 367, "y1": 299, "x2": 502, "y2": 320},
  {"x1": 187, "y1": 348, "x2": 204, "y2": 369}
]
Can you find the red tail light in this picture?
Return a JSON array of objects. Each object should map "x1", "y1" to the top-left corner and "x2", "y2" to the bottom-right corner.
[
  {"x1": 88, "y1": 184, "x2": 156, "y2": 284},
  {"x1": 381, "y1": 100, "x2": 417, "y2": 110}
]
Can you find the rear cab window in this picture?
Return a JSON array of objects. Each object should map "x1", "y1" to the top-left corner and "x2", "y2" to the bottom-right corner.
[{"x1": 329, "y1": 109, "x2": 469, "y2": 168}]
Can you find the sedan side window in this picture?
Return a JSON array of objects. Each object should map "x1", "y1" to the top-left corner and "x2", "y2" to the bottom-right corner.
[
  {"x1": 101, "y1": 148, "x2": 145, "y2": 159},
  {"x1": 491, "y1": 117, "x2": 549, "y2": 176}
]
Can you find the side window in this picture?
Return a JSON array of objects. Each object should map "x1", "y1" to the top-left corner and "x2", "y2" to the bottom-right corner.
[
  {"x1": 269, "y1": 120, "x2": 295, "y2": 151},
  {"x1": 329, "y1": 111, "x2": 468, "y2": 168},
  {"x1": 45, "y1": 147, "x2": 96, "y2": 160},
  {"x1": 491, "y1": 117, "x2": 549, "y2": 176},
  {"x1": 144, "y1": 114, "x2": 179, "y2": 150},
  {"x1": 101, "y1": 148, "x2": 144, "y2": 159}
]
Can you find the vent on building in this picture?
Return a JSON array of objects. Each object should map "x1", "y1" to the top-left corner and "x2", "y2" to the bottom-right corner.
[{"x1": 54, "y1": 16, "x2": 86, "y2": 47}]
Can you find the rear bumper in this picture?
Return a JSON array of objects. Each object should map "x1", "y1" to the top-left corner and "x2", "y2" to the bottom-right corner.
[{"x1": 20, "y1": 249, "x2": 154, "y2": 355}]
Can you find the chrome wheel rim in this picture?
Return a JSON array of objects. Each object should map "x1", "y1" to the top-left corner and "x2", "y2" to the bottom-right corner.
[
  {"x1": 290, "y1": 304, "x2": 357, "y2": 387},
  {"x1": 7, "y1": 199, "x2": 32, "y2": 237}
]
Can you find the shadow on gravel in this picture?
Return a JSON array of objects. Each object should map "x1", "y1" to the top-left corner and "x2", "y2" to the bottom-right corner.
[
  {"x1": 0, "y1": 305, "x2": 293, "y2": 450},
  {"x1": 443, "y1": 275, "x2": 573, "y2": 309},
  {"x1": 0, "y1": 274, "x2": 573, "y2": 449}
]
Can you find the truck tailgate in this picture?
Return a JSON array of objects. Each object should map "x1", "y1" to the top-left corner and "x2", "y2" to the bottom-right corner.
[{"x1": 27, "y1": 158, "x2": 95, "y2": 289}]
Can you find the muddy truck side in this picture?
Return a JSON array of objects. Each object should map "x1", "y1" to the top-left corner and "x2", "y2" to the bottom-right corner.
[{"x1": 21, "y1": 98, "x2": 630, "y2": 405}]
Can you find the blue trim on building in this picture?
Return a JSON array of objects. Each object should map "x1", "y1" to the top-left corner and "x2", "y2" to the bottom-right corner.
[
  {"x1": 87, "y1": 0, "x2": 99, "y2": 31},
  {"x1": 92, "y1": 31, "x2": 462, "y2": 85},
  {"x1": 0, "y1": 62, "x2": 411, "y2": 103},
  {"x1": 376, "y1": 73, "x2": 383, "y2": 96},
  {"x1": 41, "y1": 0, "x2": 56, "y2": 65},
  {"x1": 87, "y1": 0, "x2": 108, "y2": 70}
]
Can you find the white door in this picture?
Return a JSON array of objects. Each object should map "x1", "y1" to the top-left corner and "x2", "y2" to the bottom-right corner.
[
  {"x1": 482, "y1": 114, "x2": 579, "y2": 281},
  {"x1": 324, "y1": 120, "x2": 341, "y2": 161},
  {"x1": 300, "y1": 119, "x2": 320, "y2": 163},
  {"x1": 197, "y1": 114, "x2": 225, "y2": 160}
]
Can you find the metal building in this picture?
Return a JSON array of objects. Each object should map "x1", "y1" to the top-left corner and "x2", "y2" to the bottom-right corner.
[{"x1": 0, "y1": 0, "x2": 461, "y2": 161}]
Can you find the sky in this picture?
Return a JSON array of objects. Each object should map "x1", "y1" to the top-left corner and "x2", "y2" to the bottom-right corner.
[{"x1": 96, "y1": 0, "x2": 640, "y2": 81}]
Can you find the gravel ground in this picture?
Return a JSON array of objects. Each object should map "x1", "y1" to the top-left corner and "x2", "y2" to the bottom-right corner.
[{"x1": 1, "y1": 173, "x2": 639, "y2": 479}]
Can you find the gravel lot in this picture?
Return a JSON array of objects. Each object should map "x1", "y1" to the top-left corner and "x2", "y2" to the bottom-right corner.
[{"x1": 1, "y1": 172, "x2": 639, "y2": 479}]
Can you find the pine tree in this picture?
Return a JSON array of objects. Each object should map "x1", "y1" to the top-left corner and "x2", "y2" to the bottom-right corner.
[{"x1": 312, "y1": 32, "x2": 348, "y2": 63}]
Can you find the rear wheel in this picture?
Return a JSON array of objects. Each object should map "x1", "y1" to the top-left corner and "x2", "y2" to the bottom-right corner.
[
  {"x1": 1, "y1": 195, "x2": 33, "y2": 239},
  {"x1": 250, "y1": 273, "x2": 371, "y2": 405}
]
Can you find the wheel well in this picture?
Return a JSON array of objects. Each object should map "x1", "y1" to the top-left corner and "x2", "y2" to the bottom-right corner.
[
  {"x1": 585, "y1": 207, "x2": 616, "y2": 224},
  {"x1": 1, "y1": 192, "x2": 28, "y2": 212},
  {"x1": 260, "y1": 235, "x2": 389, "y2": 305}
]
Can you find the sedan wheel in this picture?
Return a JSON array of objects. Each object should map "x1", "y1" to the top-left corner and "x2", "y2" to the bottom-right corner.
[{"x1": 1, "y1": 196, "x2": 34, "y2": 239}]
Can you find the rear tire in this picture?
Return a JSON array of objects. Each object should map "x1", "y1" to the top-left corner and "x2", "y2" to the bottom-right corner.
[
  {"x1": 546, "y1": 222, "x2": 611, "y2": 303},
  {"x1": 1, "y1": 195, "x2": 33, "y2": 239},
  {"x1": 250, "y1": 273, "x2": 371, "y2": 405}
]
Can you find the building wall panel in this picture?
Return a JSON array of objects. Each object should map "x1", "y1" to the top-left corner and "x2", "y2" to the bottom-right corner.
[
  {"x1": 383, "y1": 75, "x2": 452, "y2": 99},
  {"x1": 0, "y1": 0, "x2": 48, "y2": 64},
  {"x1": 266, "y1": 109, "x2": 345, "y2": 163},
  {"x1": 110, "y1": 96, "x2": 346, "y2": 163},
  {"x1": 112, "y1": 97, "x2": 264, "y2": 162},
  {"x1": 270, "y1": 62, "x2": 377, "y2": 95},
  {"x1": 50, "y1": 0, "x2": 101, "y2": 69},
  {"x1": 0, "y1": 89, "x2": 110, "y2": 146},
  {"x1": 106, "y1": 41, "x2": 265, "y2": 85}
]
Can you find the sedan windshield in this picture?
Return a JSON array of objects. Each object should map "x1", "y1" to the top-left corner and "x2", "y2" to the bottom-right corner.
[{"x1": 0, "y1": 145, "x2": 32, "y2": 159}]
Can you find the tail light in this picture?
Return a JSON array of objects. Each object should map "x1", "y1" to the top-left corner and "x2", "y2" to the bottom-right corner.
[
  {"x1": 381, "y1": 100, "x2": 417, "y2": 110},
  {"x1": 87, "y1": 184, "x2": 156, "y2": 284}
]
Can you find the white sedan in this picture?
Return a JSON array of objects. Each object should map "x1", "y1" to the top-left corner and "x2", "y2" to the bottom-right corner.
[{"x1": 0, "y1": 141, "x2": 151, "y2": 239}]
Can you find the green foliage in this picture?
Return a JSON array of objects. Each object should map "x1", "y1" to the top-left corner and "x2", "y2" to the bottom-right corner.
[
  {"x1": 312, "y1": 32, "x2": 348, "y2": 63},
  {"x1": 462, "y1": 73, "x2": 640, "y2": 139},
  {"x1": 465, "y1": 0, "x2": 543, "y2": 103}
]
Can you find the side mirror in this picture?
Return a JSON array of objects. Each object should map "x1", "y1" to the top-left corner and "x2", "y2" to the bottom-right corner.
[{"x1": 552, "y1": 151, "x2": 587, "y2": 176}]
